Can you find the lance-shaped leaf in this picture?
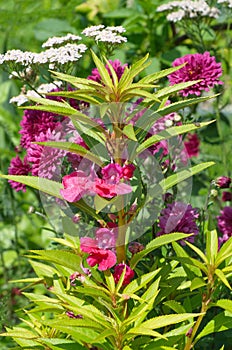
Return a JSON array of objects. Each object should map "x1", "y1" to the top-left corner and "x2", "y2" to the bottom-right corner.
[
  {"x1": 153, "y1": 80, "x2": 201, "y2": 99},
  {"x1": 138, "y1": 63, "x2": 186, "y2": 84},
  {"x1": 34, "y1": 141, "x2": 104, "y2": 166},
  {"x1": 91, "y1": 50, "x2": 113, "y2": 88},
  {"x1": 215, "y1": 236, "x2": 232, "y2": 267},
  {"x1": 130, "y1": 233, "x2": 190, "y2": 269},
  {"x1": 47, "y1": 89, "x2": 102, "y2": 104},
  {"x1": 50, "y1": 70, "x2": 103, "y2": 88},
  {"x1": 136, "y1": 121, "x2": 214, "y2": 155}
]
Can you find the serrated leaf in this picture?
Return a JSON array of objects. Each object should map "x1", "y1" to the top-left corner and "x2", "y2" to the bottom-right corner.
[
  {"x1": 104, "y1": 269, "x2": 115, "y2": 293},
  {"x1": 35, "y1": 141, "x2": 104, "y2": 166},
  {"x1": 163, "y1": 300, "x2": 186, "y2": 314},
  {"x1": 130, "y1": 233, "x2": 190, "y2": 269},
  {"x1": 123, "y1": 270, "x2": 160, "y2": 295},
  {"x1": 190, "y1": 277, "x2": 206, "y2": 291},
  {"x1": 195, "y1": 312, "x2": 232, "y2": 343},
  {"x1": 38, "y1": 338, "x2": 83, "y2": 350},
  {"x1": 185, "y1": 241, "x2": 208, "y2": 264},
  {"x1": 153, "y1": 80, "x2": 201, "y2": 99},
  {"x1": 91, "y1": 50, "x2": 113, "y2": 88},
  {"x1": 136, "y1": 121, "x2": 214, "y2": 154},
  {"x1": 206, "y1": 229, "x2": 218, "y2": 264},
  {"x1": 137, "y1": 313, "x2": 202, "y2": 330},
  {"x1": 139, "y1": 64, "x2": 186, "y2": 84}
]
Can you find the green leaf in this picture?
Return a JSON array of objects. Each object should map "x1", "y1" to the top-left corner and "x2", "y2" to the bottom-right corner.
[
  {"x1": 130, "y1": 233, "x2": 191, "y2": 269},
  {"x1": 185, "y1": 241, "x2": 208, "y2": 264},
  {"x1": 156, "y1": 94, "x2": 219, "y2": 116},
  {"x1": 195, "y1": 311, "x2": 232, "y2": 343},
  {"x1": 104, "y1": 270, "x2": 115, "y2": 293},
  {"x1": 136, "y1": 121, "x2": 214, "y2": 155},
  {"x1": 91, "y1": 50, "x2": 113, "y2": 88},
  {"x1": 190, "y1": 277, "x2": 206, "y2": 291},
  {"x1": 38, "y1": 338, "x2": 84, "y2": 350},
  {"x1": 47, "y1": 90, "x2": 101, "y2": 105},
  {"x1": 206, "y1": 229, "x2": 218, "y2": 264},
  {"x1": 35, "y1": 141, "x2": 104, "y2": 166},
  {"x1": 50, "y1": 70, "x2": 103, "y2": 88},
  {"x1": 0, "y1": 175, "x2": 63, "y2": 198},
  {"x1": 123, "y1": 270, "x2": 160, "y2": 295},
  {"x1": 138, "y1": 313, "x2": 202, "y2": 329},
  {"x1": 215, "y1": 299, "x2": 232, "y2": 313},
  {"x1": 215, "y1": 269, "x2": 231, "y2": 289},
  {"x1": 163, "y1": 300, "x2": 186, "y2": 314},
  {"x1": 215, "y1": 236, "x2": 232, "y2": 267},
  {"x1": 139, "y1": 64, "x2": 186, "y2": 84},
  {"x1": 122, "y1": 124, "x2": 137, "y2": 141},
  {"x1": 28, "y1": 250, "x2": 83, "y2": 273},
  {"x1": 153, "y1": 80, "x2": 201, "y2": 99}
]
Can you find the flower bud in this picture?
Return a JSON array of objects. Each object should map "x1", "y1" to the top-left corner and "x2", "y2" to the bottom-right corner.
[{"x1": 216, "y1": 176, "x2": 231, "y2": 189}]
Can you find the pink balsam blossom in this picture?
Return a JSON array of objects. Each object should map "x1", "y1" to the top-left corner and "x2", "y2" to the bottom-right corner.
[
  {"x1": 113, "y1": 263, "x2": 135, "y2": 285},
  {"x1": 60, "y1": 171, "x2": 94, "y2": 202}
]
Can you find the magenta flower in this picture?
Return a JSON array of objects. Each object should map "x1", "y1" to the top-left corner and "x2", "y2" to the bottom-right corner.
[
  {"x1": 8, "y1": 155, "x2": 31, "y2": 192},
  {"x1": 60, "y1": 171, "x2": 94, "y2": 202},
  {"x1": 113, "y1": 263, "x2": 135, "y2": 286},
  {"x1": 88, "y1": 59, "x2": 127, "y2": 83},
  {"x1": 122, "y1": 164, "x2": 136, "y2": 180},
  {"x1": 80, "y1": 237, "x2": 116, "y2": 271},
  {"x1": 168, "y1": 52, "x2": 223, "y2": 96},
  {"x1": 222, "y1": 192, "x2": 232, "y2": 202},
  {"x1": 184, "y1": 133, "x2": 200, "y2": 158},
  {"x1": 217, "y1": 206, "x2": 232, "y2": 243},
  {"x1": 216, "y1": 176, "x2": 231, "y2": 189},
  {"x1": 101, "y1": 163, "x2": 123, "y2": 184},
  {"x1": 158, "y1": 202, "x2": 199, "y2": 243},
  {"x1": 94, "y1": 178, "x2": 132, "y2": 198}
]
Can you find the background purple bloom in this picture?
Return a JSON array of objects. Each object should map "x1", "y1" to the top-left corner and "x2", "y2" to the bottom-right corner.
[
  {"x1": 8, "y1": 156, "x2": 31, "y2": 192},
  {"x1": 168, "y1": 52, "x2": 223, "y2": 96},
  {"x1": 158, "y1": 202, "x2": 199, "y2": 243},
  {"x1": 217, "y1": 206, "x2": 232, "y2": 244}
]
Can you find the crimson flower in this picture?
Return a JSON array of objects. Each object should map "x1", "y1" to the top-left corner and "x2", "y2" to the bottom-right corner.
[
  {"x1": 168, "y1": 52, "x2": 223, "y2": 96},
  {"x1": 80, "y1": 237, "x2": 116, "y2": 271},
  {"x1": 113, "y1": 263, "x2": 135, "y2": 285}
]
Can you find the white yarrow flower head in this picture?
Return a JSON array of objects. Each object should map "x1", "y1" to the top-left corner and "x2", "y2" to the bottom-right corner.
[
  {"x1": 82, "y1": 25, "x2": 127, "y2": 44},
  {"x1": 42, "y1": 33, "x2": 82, "y2": 48},
  {"x1": 9, "y1": 94, "x2": 29, "y2": 106},
  {"x1": 157, "y1": 0, "x2": 220, "y2": 21}
]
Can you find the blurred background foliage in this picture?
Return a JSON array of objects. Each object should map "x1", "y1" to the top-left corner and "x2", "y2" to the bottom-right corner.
[{"x1": 0, "y1": 0, "x2": 231, "y2": 348}]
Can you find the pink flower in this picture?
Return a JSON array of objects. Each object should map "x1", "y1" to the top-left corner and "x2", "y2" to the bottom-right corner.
[
  {"x1": 60, "y1": 171, "x2": 94, "y2": 202},
  {"x1": 168, "y1": 52, "x2": 223, "y2": 97},
  {"x1": 8, "y1": 155, "x2": 31, "y2": 192},
  {"x1": 122, "y1": 164, "x2": 136, "y2": 180},
  {"x1": 101, "y1": 163, "x2": 123, "y2": 184},
  {"x1": 95, "y1": 227, "x2": 117, "y2": 249},
  {"x1": 216, "y1": 176, "x2": 231, "y2": 189},
  {"x1": 94, "y1": 178, "x2": 132, "y2": 198},
  {"x1": 184, "y1": 133, "x2": 200, "y2": 158},
  {"x1": 80, "y1": 237, "x2": 116, "y2": 271},
  {"x1": 217, "y1": 206, "x2": 232, "y2": 244},
  {"x1": 113, "y1": 264, "x2": 135, "y2": 285},
  {"x1": 158, "y1": 202, "x2": 199, "y2": 243},
  {"x1": 88, "y1": 59, "x2": 127, "y2": 83}
]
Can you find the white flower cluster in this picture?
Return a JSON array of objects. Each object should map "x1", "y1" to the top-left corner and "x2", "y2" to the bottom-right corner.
[
  {"x1": 217, "y1": 0, "x2": 232, "y2": 8},
  {"x1": 33, "y1": 43, "x2": 87, "y2": 66},
  {"x1": 157, "y1": 0, "x2": 220, "y2": 22},
  {"x1": 82, "y1": 25, "x2": 127, "y2": 44},
  {"x1": 9, "y1": 81, "x2": 63, "y2": 106},
  {"x1": 42, "y1": 33, "x2": 82, "y2": 48},
  {"x1": 0, "y1": 43, "x2": 87, "y2": 68}
]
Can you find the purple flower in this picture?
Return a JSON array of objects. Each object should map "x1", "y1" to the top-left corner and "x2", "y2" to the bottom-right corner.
[
  {"x1": 8, "y1": 156, "x2": 31, "y2": 192},
  {"x1": 66, "y1": 311, "x2": 83, "y2": 319},
  {"x1": 222, "y1": 191, "x2": 232, "y2": 202},
  {"x1": 168, "y1": 52, "x2": 223, "y2": 96},
  {"x1": 217, "y1": 206, "x2": 232, "y2": 243},
  {"x1": 19, "y1": 109, "x2": 60, "y2": 149},
  {"x1": 158, "y1": 202, "x2": 199, "y2": 243},
  {"x1": 88, "y1": 59, "x2": 127, "y2": 83},
  {"x1": 95, "y1": 227, "x2": 117, "y2": 249},
  {"x1": 216, "y1": 176, "x2": 231, "y2": 189},
  {"x1": 27, "y1": 129, "x2": 66, "y2": 179}
]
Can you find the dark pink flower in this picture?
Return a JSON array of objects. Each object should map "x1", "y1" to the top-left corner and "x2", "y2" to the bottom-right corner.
[
  {"x1": 217, "y1": 206, "x2": 232, "y2": 243},
  {"x1": 222, "y1": 191, "x2": 232, "y2": 202},
  {"x1": 216, "y1": 176, "x2": 231, "y2": 189},
  {"x1": 113, "y1": 263, "x2": 135, "y2": 285},
  {"x1": 101, "y1": 163, "x2": 123, "y2": 184},
  {"x1": 8, "y1": 155, "x2": 31, "y2": 192},
  {"x1": 80, "y1": 237, "x2": 116, "y2": 271},
  {"x1": 158, "y1": 202, "x2": 199, "y2": 243},
  {"x1": 88, "y1": 59, "x2": 127, "y2": 83},
  {"x1": 122, "y1": 164, "x2": 136, "y2": 180},
  {"x1": 184, "y1": 133, "x2": 200, "y2": 158},
  {"x1": 94, "y1": 178, "x2": 132, "y2": 198},
  {"x1": 168, "y1": 52, "x2": 223, "y2": 97},
  {"x1": 60, "y1": 171, "x2": 94, "y2": 202}
]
